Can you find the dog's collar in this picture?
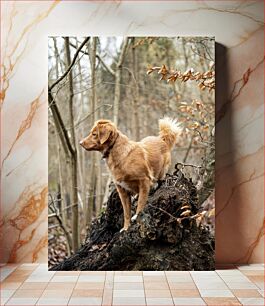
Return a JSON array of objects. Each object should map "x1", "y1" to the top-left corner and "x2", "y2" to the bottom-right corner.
[{"x1": 102, "y1": 133, "x2": 119, "y2": 159}]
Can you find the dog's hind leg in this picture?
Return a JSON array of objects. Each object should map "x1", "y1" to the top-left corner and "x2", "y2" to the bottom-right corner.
[
  {"x1": 131, "y1": 179, "x2": 150, "y2": 221},
  {"x1": 116, "y1": 185, "x2": 131, "y2": 232}
]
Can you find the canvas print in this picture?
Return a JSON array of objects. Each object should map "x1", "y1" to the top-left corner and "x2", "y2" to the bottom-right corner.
[{"x1": 48, "y1": 37, "x2": 215, "y2": 270}]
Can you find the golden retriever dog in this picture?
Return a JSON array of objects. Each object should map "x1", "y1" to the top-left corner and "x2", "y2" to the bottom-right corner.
[{"x1": 80, "y1": 118, "x2": 181, "y2": 232}]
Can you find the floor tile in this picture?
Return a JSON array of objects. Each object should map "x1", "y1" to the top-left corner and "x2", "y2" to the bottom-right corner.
[
  {"x1": 247, "y1": 275, "x2": 264, "y2": 282},
  {"x1": 144, "y1": 282, "x2": 169, "y2": 290},
  {"x1": 50, "y1": 275, "x2": 78, "y2": 282},
  {"x1": 8, "y1": 269, "x2": 32, "y2": 276},
  {"x1": 170, "y1": 289, "x2": 200, "y2": 297},
  {"x1": 115, "y1": 271, "x2": 142, "y2": 276},
  {"x1": 102, "y1": 288, "x2": 112, "y2": 306},
  {"x1": 203, "y1": 297, "x2": 241, "y2": 305},
  {"x1": 112, "y1": 296, "x2": 146, "y2": 305},
  {"x1": 144, "y1": 276, "x2": 167, "y2": 282},
  {"x1": 18, "y1": 264, "x2": 39, "y2": 270},
  {"x1": 114, "y1": 276, "x2": 143, "y2": 283},
  {"x1": 195, "y1": 282, "x2": 228, "y2": 290},
  {"x1": 68, "y1": 297, "x2": 102, "y2": 305},
  {"x1": 167, "y1": 275, "x2": 193, "y2": 283},
  {"x1": 81, "y1": 271, "x2": 106, "y2": 275},
  {"x1": 143, "y1": 271, "x2": 165, "y2": 276},
  {"x1": 0, "y1": 266, "x2": 18, "y2": 282},
  {"x1": 238, "y1": 297, "x2": 265, "y2": 305},
  {"x1": 6, "y1": 297, "x2": 38, "y2": 305},
  {"x1": 220, "y1": 275, "x2": 251, "y2": 282},
  {"x1": 45, "y1": 282, "x2": 76, "y2": 290},
  {"x1": 113, "y1": 289, "x2": 145, "y2": 297},
  {"x1": 40, "y1": 289, "x2": 72, "y2": 298},
  {"x1": 216, "y1": 269, "x2": 245, "y2": 276},
  {"x1": 25, "y1": 276, "x2": 54, "y2": 283},
  {"x1": 173, "y1": 297, "x2": 206, "y2": 305},
  {"x1": 12, "y1": 289, "x2": 43, "y2": 298},
  {"x1": 71, "y1": 289, "x2": 103, "y2": 297},
  {"x1": 165, "y1": 271, "x2": 190, "y2": 276},
  {"x1": 19, "y1": 282, "x2": 48, "y2": 290},
  {"x1": 226, "y1": 282, "x2": 258, "y2": 289},
  {"x1": 232, "y1": 289, "x2": 262, "y2": 298},
  {"x1": 4, "y1": 275, "x2": 28, "y2": 283},
  {"x1": 0, "y1": 282, "x2": 22, "y2": 290},
  {"x1": 74, "y1": 282, "x2": 104, "y2": 290},
  {"x1": 54, "y1": 271, "x2": 80, "y2": 276},
  {"x1": 1, "y1": 297, "x2": 10, "y2": 305},
  {"x1": 145, "y1": 290, "x2": 172, "y2": 298},
  {"x1": 0, "y1": 289, "x2": 15, "y2": 298},
  {"x1": 36, "y1": 298, "x2": 69, "y2": 305},
  {"x1": 168, "y1": 282, "x2": 197, "y2": 289},
  {"x1": 146, "y1": 297, "x2": 174, "y2": 305},
  {"x1": 114, "y1": 282, "x2": 144, "y2": 290},
  {"x1": 78, "y1": 275, "x2": 105, "y2": 282},
  {"x1": 199, "y1": 289, "x2": 234, "y2": 297},
  {"x1": 191, "y1": 271, "x2": 217, "y2": 276},
  {"x1": 241, "y1": 270, "x2": 264, "y2": 276}
]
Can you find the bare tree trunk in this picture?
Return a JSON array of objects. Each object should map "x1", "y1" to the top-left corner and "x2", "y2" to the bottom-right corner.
[
  {"x1": 87, "y1": 38, "x2": 98, "y2": 217},
  {"x1": 95, "y1": 104, "x2": 102, "y2": 213},
  {"x1": 65, "y1": 37, "x2": 80, "y2": 252},
  {"x1": 53, "y1": 37, "x2": 67, "y2": 225},
  {"x1": 103, "y1": 38, "x2": 129, "y2": 203},
  {"x1": 113, "y1": 37, "x2": 129, "y2": 126},
  {"x1": 131, "y1": 38, "x2": 140, "y2": 141},
  {"x1": 75, "y1": 38, "x2": 87, "y2": 229}
]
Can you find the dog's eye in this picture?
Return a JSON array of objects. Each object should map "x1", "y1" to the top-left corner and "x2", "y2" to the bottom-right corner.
[{"x1": 92, "y1": 133, "x2": 97, "y2": 137}]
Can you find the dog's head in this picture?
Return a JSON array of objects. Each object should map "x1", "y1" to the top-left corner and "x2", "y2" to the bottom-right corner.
[{"x1": 79, "y1": 119, "x2": 117, "y2": 151}]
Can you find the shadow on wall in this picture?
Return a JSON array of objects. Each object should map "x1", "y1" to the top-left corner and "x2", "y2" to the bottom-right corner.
[{"x1": 215, "y1": 43, "x2": 239, "y2": 264}]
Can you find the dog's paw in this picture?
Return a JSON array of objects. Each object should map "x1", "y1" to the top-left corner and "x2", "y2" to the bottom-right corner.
[
  {"x1": 119, "y1": 227, "x2": 128, "y2": 233},
  {"x1": 131, "y1": 214, "x2": 138, "y2": 222}
]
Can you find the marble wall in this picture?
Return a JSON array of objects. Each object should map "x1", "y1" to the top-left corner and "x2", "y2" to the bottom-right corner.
[{"x1": 1, "y1": 1, "x2": 264, "y2": 263}]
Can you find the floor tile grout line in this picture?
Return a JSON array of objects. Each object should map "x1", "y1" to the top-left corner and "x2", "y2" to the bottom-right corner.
[
  {"x1": 101, "y1": 271, "x2": 107, "y2": 306},
  {"x1": 165, "y1": 270, "x2": 174, "y2": 305},
  {"x1": 231, "y1": 267, "x2": 252, "y2": 306},
  {"x1": 142, "y1": 270, "x2": 148, "y2": 306},
  {"x1": 191, "y1": 270, "x2": 232, "y2": 292}
]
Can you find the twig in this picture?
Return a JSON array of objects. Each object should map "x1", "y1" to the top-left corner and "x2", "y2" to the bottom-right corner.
[
  {"x1": 49, "y1": 37, "x2": 90, "y2": 91},
  {"x1": 49, "y1": 195, "x2": 73, "y2": 254},
  {"x1": 177, "y1": 162, "x2": 202, "y2": 169},
  {"x1": 96, "y1": 54, "x2": 115, "y2": 76}
]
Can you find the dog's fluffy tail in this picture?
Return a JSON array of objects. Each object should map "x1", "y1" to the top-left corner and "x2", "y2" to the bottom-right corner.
[{"x1": 159, "y1": 117, "x2": 182, "y2": 149}]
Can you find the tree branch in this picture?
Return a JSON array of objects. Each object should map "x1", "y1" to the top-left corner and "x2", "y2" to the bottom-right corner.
[
  {"x1": 96, "y1": 55, "x2": 115, "y2": 76},
  {"x1": 49, "y1": 37, "x2": 90, "y2": 92},
  {"x1": 48, "y1": 92, "x2": 75, "y2": 157},
  {"x1": 49, "y1": 195, "x2": 73, "y2": 254}
]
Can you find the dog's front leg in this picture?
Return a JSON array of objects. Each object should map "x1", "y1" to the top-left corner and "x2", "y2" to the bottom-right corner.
[
  {"x1": 131, "y1": 179, "x2": 150, "y2": 221},
  {"x1": 116, "y1": 185, "x2": 131, "y2": 232}
]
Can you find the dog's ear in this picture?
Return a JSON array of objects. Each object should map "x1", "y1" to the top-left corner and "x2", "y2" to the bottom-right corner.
[{"x1": 97, "y1": 123, "x2": 113, "y2": 144}]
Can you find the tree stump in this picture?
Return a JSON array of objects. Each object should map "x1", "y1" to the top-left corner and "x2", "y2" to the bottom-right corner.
[{"x1": 50, "y1": 165, "x2": 215, "y2": 271}]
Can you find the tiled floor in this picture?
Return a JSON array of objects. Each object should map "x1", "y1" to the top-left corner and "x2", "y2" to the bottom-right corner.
[{"x1": 0, "y1": 264, "x2": 264, "y2": 305}]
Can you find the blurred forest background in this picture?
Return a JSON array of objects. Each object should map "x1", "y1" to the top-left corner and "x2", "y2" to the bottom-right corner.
[{"x1": 48, "y1": 36, "x2": 215, "y2": 267}]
